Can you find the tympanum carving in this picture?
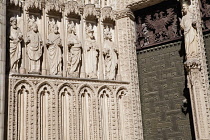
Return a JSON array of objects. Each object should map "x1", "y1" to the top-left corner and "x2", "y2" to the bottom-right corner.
[
  {"x1": 46, "y1": 22, "x2": 63, "y2": 76},
  {"x1": 9, "y1": 17, "x2": 23, "y2": 73},
  {"x1": 67, "y1": 21, "x2": 82, "y2": 78}
]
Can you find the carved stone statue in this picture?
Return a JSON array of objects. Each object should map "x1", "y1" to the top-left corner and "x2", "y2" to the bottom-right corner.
[
  {"x1": 46, "y1": 24, "x2": 62, "y2": 76},
  {"x1": 85, "y1": 23, "x2": 99, "y2": 79},
  {"x1": 103, "y1": 27, "x2": 118, "y2": 80},
  {"x1": 180, "y1": 2, "x2": 198, "y2": 59},
  {"x1": 67, "y1": 22, "x2": 82, "y2": 78},
  {"x1": 26, "y1": 23, "x2": 43, "y2": 74},
  {"x1": 9, "y1": 17, "x2": 23, "y2": 73}
]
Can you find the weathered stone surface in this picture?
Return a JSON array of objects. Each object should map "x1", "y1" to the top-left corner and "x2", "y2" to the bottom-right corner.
[{"x1": 137, "y1": 42, "x2": 193, "y2": 140}]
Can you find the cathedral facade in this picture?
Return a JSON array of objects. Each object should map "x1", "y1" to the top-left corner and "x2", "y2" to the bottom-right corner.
[{"x1": 0, "y1": 0, "x2": 210, "y2": 140}]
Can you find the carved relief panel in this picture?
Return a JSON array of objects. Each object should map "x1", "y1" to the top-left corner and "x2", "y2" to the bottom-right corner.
[{"x1": 134, "y1": 0, "x2": 182, "y2": 49}]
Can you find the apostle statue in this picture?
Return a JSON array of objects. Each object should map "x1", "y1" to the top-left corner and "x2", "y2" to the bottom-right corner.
[
  {"x1": 180, "y1": 2, "x2": 198, "y2": 59},
  {"x1": 67, "y1": 21, "x2": 82, "y2": 78},
  {"x1": 84, "y1": 23, "x2": 99, "y2": 79},
  {"x1": 9, "y1": 17, "x2": 23, "y2": 73},
  {"x1": 103, "y1": 26, "x2": 118, "y2": 80},
  {"x1": 26, "y1": 23, "x2": 43, "y2": 74},
  {"x1": 46, "y1": 24, "x2": 63, "y2": 76}
]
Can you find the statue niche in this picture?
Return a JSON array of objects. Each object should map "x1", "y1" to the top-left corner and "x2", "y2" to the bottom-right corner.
[
  {"x1": 67, "y1": 21, "x2": 82, "y2": 78},
  {"x1": 26, "y1": 22, "x2": 43, "y2": 74},
  {"x1": 84, "y1": 23, "x2": 99, "y2": 79},
  {"x1": 9, "y1": 17, "x2": 23, "y2": 73},
  {"x1": 180, "y1": 2, "x2": 198, "y2": 60},
  {"x1": 46, "y1": 23, "x2": 63, "y2": 76},
  {"x1": 103, "y1": 26, "x2": 118, "y2": 80}
]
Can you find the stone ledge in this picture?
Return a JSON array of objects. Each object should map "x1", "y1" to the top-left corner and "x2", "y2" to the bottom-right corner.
[{"x1": 9, "y1": 74, "x2": 130, "y2": 85}]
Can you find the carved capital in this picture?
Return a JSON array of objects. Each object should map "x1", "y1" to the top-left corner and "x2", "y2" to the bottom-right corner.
[{"x1": 116, "y1": 8, "x2": 134, "y2": 20}]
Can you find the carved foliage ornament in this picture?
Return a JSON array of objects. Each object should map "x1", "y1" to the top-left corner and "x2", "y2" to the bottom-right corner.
[
  {"x1": 46, "y1": 1, "x2": 64, "y2": 13},
  {"x1": 101, "y1": 7, "x2": 116, "y2": 23},
  {"x1": 134, "y1": 1, "x2": 182, "y2": 49},
  {"x1": 65, "y1": 1, "x2": 82, "y2": 18},
  {"x1": 83, "y1": 4, "x2": 100, "y2": 20},
  {"x1": 25, "y1": 0, "x2": 42, "y2": 11}
]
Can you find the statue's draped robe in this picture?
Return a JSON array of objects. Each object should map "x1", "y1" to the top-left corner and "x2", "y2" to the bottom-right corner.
[
  {"x1": 103, "y1": 40, "x2": 118, "y2": 80},
  {"x1": 26, "y1": 31, "x2": 42, "y2": 72},
  {"x1": 68, "y1": 34, "x2": 82, "y2": 76},
  {"x1": 10, "y1": 27, "x2": 22, "y2": 69},
  {"x1": 85, "y1": 38, "x2": 99, "y2": 78},
  {"x1": 180, "y1": 12, "x2": 198, "y2": 58},
  {"x1": 47, "y1": 33, "x2": 62, "y2": 75}
]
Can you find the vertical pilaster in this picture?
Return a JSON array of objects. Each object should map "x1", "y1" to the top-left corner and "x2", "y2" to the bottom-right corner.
[
  {"x1": 0, "y1": 0, "x2": 6, "y2": 139},
  {"x1": 116, "y1": 8, "x2": 143, "y2": 140},
  {"x1": 182, "y1": 0, "x2": 210, "y2": 139}
]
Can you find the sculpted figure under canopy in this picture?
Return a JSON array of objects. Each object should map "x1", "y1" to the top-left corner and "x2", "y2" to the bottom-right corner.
[
  {"x1": 103, "y1": 27, "x2": 118, "y2": 80},
  {"x1": 180, "y1": 2, "x2": 198, "y2": 59},
  {"x1": 9, "y1": 17, "x2": 23, "y2": 73},
  {"x1": 46, "y1": 24, "x2": 63, "y2": 76},
  {"x1": 85, "y1": 23, "x2": 99, "y2": 79},
  {"x1": 26, "y1": 23, "x2": 43, "y2": 74},
  {"x1": 67, "y1": 22, "x2": 82, "y2": 78}
]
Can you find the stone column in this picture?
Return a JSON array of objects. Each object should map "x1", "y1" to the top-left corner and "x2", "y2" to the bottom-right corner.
[
  {"x1": 181, "y1": 0, "x2": 210, "y2": 139},
  {"x1": 0, "y1": 0, "x2": 6, "y2": 139},
  {"x1": 116, "y1": 8, "x2": 143, "y2": 140}
]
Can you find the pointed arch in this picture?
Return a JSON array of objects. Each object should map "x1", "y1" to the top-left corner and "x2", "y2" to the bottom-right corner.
[
  {"x1": 12, "y1": 81, "x2": 33, "y2": 140},
  {"x1": 37, "y1": 82, "x2": 55, "y2": 140},
  {"x1": 58, "y1": 83, "x2": 75, "y2": 140}
]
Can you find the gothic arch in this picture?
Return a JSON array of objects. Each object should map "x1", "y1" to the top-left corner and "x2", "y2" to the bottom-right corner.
[
  {"x1": 78, "y1": 84, "x2": 95, "y2": 97},
  {"x1": 58, "y1": 83, "x2": 77, "y2": 140},
  {"x1": 11, "y1": 81, "x2": 34, "y2": 140},
  {"x1": 116, "y1": 88, "x2": 128, "y2": 140},
  {"x1": 37, "y1": 82, "x2": 57, "y2": 140}
]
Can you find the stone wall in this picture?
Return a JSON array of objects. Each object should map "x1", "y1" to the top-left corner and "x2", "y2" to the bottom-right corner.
[{"x1": 137, "y1": 41, "x2": 194, "y2": 139}]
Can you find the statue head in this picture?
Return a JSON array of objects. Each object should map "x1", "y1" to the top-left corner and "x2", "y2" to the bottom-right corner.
[
  {"x1": 104, "y1": 26, "x2": 112, "y2": 41},
  {"x1": 182, "y1": 1, "x2": 190, "y2": 15},
  {"x1": 68, "y1": 21, "x2": 76, "y2": 34},
  {"x1": 10, "y1": 17, "x2": 17, "y2": 28},
  {"x1": 32, "y1": 23, "x2": 38, "y2": 33},
  {"x1": 53, "y1": 24, "x2": 59, "y2": 34},
  {"x1": 86, "y1": 23, "x2": 94, "y2": 39}
]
